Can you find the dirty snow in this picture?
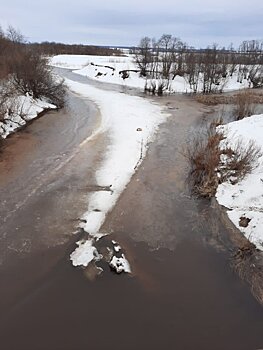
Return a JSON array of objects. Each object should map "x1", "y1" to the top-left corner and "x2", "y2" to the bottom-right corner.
[
  {"x1": 216, "y1": 114, "x2": 263, "y2": 250},
  {"x1": 65, "y1": 77, "x2": 168, "y2": 268},
  {"x1": 50, "y1": 54, "x2": 251, "y2": 93},
  {"x1": 109, "y1": 254, "x2": 131, "y2": 273},
  {"x1": 0, "y1": 94, "x2": 56, "y2": 139},
  {"x1": 112, "y1": 240, "x2": 121, "y2": 253}
]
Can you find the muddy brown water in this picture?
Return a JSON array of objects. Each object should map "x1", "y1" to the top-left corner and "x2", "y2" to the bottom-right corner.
[{"x1": 0, "y1": 72, "x2": 262, "y2": 350}]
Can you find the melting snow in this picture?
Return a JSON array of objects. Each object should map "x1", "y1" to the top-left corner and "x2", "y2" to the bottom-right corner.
[{"x1": 66, "y1": 77, "x2": 168, "y2": 269}]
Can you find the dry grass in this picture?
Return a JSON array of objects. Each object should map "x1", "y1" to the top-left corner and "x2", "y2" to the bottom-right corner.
[
  {"x1": 233, "y1": 90, "x2": 256, "y2": 120},
  {"x1": 196, "y1": 90, "x2": 263, "y2": 106},
  {"x1": 195, "y1": 94, "x2": 230, "y2": 106}
]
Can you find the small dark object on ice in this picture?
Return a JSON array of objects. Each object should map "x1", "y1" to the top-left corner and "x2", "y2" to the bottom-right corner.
[{"x1": 239, "y1": 216, "x2": 251, "y2": 228}]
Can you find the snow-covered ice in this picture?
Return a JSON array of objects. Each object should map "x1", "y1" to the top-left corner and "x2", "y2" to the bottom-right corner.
[
  {"x1": 65, "y1": 77, "x2": 168, "y2": 269},
  {"x1": 216, "y1": 114, "x2": 263, "y2": 250}
]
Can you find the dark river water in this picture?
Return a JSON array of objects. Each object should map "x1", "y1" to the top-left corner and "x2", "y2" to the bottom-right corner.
[{"x1": 0, "y1": 71, "x2": 262, "y2": 350}]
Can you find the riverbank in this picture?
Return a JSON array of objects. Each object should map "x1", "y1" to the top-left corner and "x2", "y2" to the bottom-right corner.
[
  {"x1": 0, "y1": 93, "x2": 58, "y2": 139},
  {"x1": 215, "y1": 114, "x2": 263, "y2": 251}
]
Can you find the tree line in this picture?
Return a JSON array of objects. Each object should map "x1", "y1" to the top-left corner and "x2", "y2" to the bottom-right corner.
[
  {"x1": 134, "y1": 35, "x2": 263, "y2": 94},
  {"x1": 28, "y1": 42, "x2": 122, "y2": 56}
]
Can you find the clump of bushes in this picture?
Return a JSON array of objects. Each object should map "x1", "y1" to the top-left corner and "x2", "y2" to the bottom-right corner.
[
  {"x1": 185, "y1": 125, "x2": 224, "y2": 197},
  {"x1": 185, "y1": 121, "x2": 261, "y2": 197},
  {"x1": 219, "y1": 139, "x2": 262, "y2": 184},
  {"x1": 10, "y1": 51, "x2": 66, "y2": 107},
  {"x1": 0, "y1": 26, "x2": 66, "y2": 108}
]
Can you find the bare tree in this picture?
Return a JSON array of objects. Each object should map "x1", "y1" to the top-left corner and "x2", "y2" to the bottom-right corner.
[
  {"x1": 134, "y1": 37, "x2": 153, "y2": 77},
  {"x1": 237, "y1": 40, "x2": 263, "y2": 88},
  {"x1": 183, "y1": 51, "x2": 202, "y2": 93},
  {"x1": 135, "y1": 35, "x2": 263, "y2": 95},
  {"x1": 6, "y1": 25, "x2": 25, "y2": 44},
  {"x1": 10, "y1": 49, "x2": 66, "y2": 107}
]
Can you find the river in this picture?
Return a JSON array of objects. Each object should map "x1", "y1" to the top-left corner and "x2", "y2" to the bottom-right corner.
[{"x1": 0, "y1": 70, "x2": 262, "y2": 350}]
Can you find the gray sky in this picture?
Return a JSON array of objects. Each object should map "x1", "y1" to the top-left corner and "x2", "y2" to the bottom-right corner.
[{"x1": 0, "y1": 0, "x2": 262, "y2": 48}]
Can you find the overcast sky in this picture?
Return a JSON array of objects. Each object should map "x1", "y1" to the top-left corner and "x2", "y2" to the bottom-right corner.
[{"x1": 0, "y1": 0, "x2": 262, "y2": 48}]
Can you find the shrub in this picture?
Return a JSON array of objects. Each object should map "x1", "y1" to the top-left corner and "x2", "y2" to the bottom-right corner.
[
  {"x1": 220, "y1": 139, "x2": 262, "y2": 184},
  {"x1": 184, "y1": 126, "x2": 224, "y2": 197},
  {"x1": 185, "y1": 121, "x2": 262, "y2": 197}
]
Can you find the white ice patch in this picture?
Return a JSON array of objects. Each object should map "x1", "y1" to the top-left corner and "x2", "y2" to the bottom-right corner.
[
  {"x1": 216, "y1": 114, "x2": 263, "y2": 250},
  {"x1": 70, "y1": 240, "x2": 101, "y2": 267},
  {"x1": 110, "y1": 254, "x2": 131, "y2": 274}
]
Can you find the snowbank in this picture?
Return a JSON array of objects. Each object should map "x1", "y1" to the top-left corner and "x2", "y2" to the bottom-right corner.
[
  {"x1": 50, "y1": 54, "x2": 251, "y2": 93},
  {"x1": 216, "y1": 114, "x2": 263, "y2": 250},
  {"x1": 0, "y1": 94, "x2": 56, "y2": 139},
  {"x1": 66, "y1": 78, "x2": 168, "y2": 268}
]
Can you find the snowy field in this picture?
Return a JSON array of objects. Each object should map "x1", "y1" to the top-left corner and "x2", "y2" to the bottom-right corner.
[
  {"x1": 65, "y1": 78, "x2": 168, "y2": 271},
  {"x1": 216, "y1": 114, "x2": 263, "y2": 250},
  {"x1": 0, "y1": 94, "x2": 56, "y2": 139},
  {"x1": 50, "y1": 54, "x2": 250, "y2": 93}
]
